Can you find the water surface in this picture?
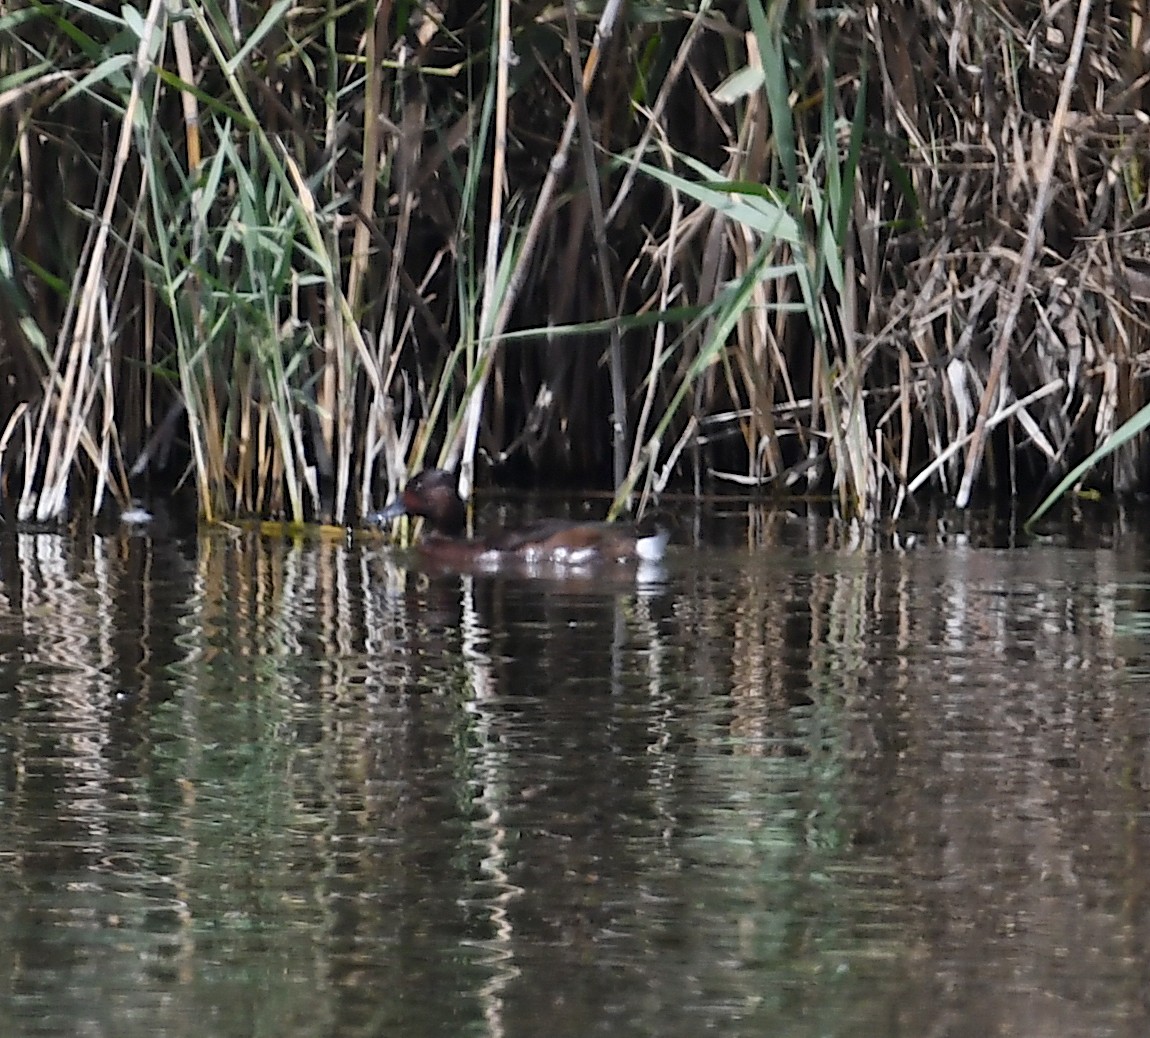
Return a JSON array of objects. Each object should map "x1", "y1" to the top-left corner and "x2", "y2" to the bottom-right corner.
[{"x1": 1, "y1": 505, "x2": 1148, "y2": 1037}]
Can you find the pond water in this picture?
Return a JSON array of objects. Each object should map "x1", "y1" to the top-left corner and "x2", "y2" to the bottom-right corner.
[{"x1": 1, "y1": 501, "x2": 1150, "y2": 1037}]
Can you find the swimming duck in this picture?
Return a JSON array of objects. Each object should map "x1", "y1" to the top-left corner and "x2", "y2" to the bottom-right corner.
[{"x1": 369, "y1": 468, "x2": 668, "y2": 568}]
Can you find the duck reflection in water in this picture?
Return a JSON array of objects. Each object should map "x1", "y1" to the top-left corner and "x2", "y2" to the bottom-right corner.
[{"x1": 368, "y1": 468, "x2": 669, "y2": 574}]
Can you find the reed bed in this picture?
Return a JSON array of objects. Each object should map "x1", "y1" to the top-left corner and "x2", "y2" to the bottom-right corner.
[{"x1": 0, "y1": 0, "x2": 1144, "y2": 524}]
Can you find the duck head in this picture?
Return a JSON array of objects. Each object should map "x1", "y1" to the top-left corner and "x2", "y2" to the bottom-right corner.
[{"x1": 369, "y1": 468, "x2": 467, "y2": 537}]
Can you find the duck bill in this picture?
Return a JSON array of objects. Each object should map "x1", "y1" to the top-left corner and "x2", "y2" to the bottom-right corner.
[{"x1": 366, "y1": 497, "x2": 409, "y2": 527}]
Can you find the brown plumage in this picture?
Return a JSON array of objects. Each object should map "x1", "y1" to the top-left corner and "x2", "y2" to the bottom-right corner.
[{"x1": 369, "y1": 469, "x2": 668, "y2": 569}]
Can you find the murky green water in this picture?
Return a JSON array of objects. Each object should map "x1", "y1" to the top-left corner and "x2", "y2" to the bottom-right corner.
[{"x1": 1, "y1": 505, "x2": 1149, "y2": 1037}]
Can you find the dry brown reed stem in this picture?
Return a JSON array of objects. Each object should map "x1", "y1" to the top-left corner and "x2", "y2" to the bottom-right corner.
[
  {"x1": 628, "y1": 135, "x2": 682, "y2": 490},
  {"x1": 908, "y1": 378, "x2": 1066, "y2": 496},
  {"x1": 278, "y1": 150, "x2": 383, "y2": 382},
  {"x1": 605, "y1": 4, "x2": 715, "y2": 228},
  {"x1": 240, "y1": 70, "x2": 454, "y2": 388},
  {"x1": 563, "y1": 0, "x2": 626, "y2": 491},
  {"x1": 0, "y1": 404, "x2": 29, "y2": 479},
  {"x1": 956, "y1": 0, "x2": 1094, "y2": 509},
  {"x1": 734, "y1": 31, "x2": 785, "y2": 486},
  {"x1": 457, "y1": 0, "x2": 513, "y2": 500},
  {"x1": 0, "y1": 70, "x2": 71, "y2": 114},
  {"x1": 168, "y1": 7, "x2": 208, "y2": 513},
  {"x1": 353, "y1": 6, "x2": 403, "y2": 516},
  {"x1": 451, "y1": 0, "x2": 626, "y2": 492},
  {"x1": 18, "y1": 0, "x2": 166, "y2": 521}
]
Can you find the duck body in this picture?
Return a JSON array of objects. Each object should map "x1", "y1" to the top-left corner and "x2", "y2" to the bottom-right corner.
[{"x1": 370, "y1": 469, "x2": 668, "y2": 569}]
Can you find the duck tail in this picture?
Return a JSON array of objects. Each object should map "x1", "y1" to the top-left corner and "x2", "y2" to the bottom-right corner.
[{"x1": 636, "y1": 526, "x2": 670, "y2": 562}]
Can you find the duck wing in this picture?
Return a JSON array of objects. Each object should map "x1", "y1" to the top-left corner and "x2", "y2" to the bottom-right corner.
[{"x1": 484, "y1": 519, "x2": 599, "y2": 552}]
